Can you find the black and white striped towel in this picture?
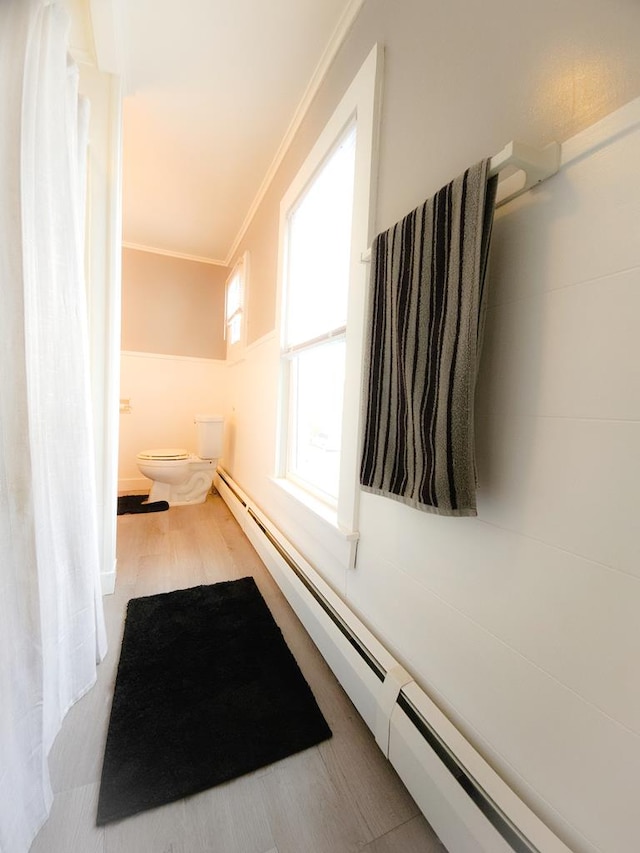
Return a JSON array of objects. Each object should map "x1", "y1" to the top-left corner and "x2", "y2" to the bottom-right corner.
[{"x1": 359, "y1": 159, "x2": 498, "y2": 516}]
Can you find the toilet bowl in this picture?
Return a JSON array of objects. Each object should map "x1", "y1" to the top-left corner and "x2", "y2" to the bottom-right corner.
[{"x1": 136, "y1": 415, "x2": 224, "y2": 507}]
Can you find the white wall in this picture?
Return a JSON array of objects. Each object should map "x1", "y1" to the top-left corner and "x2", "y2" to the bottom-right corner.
[
  {"x1": 113, "y1": 0, "x2": 640, "y2": 848},
  {"x1": 219, "y1": 81, "x2": 640, "y2": 853},
  {"x1": 118, "y1": 352, "x2": 228, "y2": 491},
  {"x1": 349, "y1": 106, "x2": 640, "y2": 853}
]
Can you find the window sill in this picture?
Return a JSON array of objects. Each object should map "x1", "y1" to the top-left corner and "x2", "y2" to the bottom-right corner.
[{"x1": 270, "y1": 477, "x2": 359, "y2": 543}]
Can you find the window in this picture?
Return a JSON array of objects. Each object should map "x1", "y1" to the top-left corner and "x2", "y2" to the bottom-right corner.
[
  {"x1": 276, "y1": 45, "x2": 381, "y2": 536},
  {"x1": 225, "y1": 251, "x2": 248, "y2": 360},
  {"x1": 283, "y1": 125, "x2": 356, "y2": 503}
]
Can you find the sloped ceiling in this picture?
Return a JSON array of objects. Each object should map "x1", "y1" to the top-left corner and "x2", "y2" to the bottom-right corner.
[{"x1": 114, "y1": 0, "x2": 359, "y2": 264}]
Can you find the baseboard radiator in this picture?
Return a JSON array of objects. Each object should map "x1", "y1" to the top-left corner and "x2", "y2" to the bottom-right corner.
[{"x1": 215, "y1": 469, "x2": 573, "y2": 853}]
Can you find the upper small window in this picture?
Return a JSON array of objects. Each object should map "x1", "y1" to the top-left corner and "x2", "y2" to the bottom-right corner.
[{"x1": 225, "y1": 251, "x2": 248, "y2": 360}]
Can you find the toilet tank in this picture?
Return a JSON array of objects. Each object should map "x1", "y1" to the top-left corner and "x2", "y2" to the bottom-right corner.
[{"x1": 194, "y1": 414, "x2": 224, "y2": 459}]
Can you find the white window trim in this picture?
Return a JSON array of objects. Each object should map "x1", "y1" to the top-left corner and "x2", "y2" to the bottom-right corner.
[
  {"x1": 225, "y1": 250, "x2": 249, "y2": 362},
  {"x1": 274, "y1": 44, "x2": 383, "y2": 540}
]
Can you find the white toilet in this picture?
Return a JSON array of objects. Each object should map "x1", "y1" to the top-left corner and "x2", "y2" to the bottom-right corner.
[{"x1": 136, "y1": 414, "x2": 224, "y2": 507}]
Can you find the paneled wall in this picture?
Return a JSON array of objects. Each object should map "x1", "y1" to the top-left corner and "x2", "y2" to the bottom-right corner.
[
  {"x1": 217, "y1": 1, "x2": 640, "y2": 850},
  {"x1": 350, "y1": 111, "x2": 640, "y2": 853}
]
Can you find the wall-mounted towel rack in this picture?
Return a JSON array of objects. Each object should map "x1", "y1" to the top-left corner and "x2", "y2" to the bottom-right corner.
[
  {"x1": 490, "y1": 139, "x2": 560, "y2": 205},
  {"x1": 361, "y1": 140, "x2": 560, "y2": 262}
]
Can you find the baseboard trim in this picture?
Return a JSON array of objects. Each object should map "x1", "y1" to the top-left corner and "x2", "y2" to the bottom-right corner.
[{"x1": 118, "y1": 476, "x2": 150, "y2": 493}]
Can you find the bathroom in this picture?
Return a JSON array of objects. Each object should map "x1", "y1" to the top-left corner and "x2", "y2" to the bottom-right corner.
[
  {"x1": 4, "y1": 0, "x2": 639, "y2": 850},
  {"x1": 114, "y1": 3, "x2": 640, "y2": 852}
]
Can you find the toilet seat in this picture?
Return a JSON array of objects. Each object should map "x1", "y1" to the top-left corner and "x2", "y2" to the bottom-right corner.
[{"x1": 137, "y1": 448, "x2": 190, "y2": 462}]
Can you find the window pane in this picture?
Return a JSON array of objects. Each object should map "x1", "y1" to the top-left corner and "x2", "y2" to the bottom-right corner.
[
  {"x1": 285, "y1": 126, "x2": 356, "y2": 348},
  {"x1": 227, "y1": 273, "x2": 241, "y2": 316},
  {"x1": 228, "y1": 313, "x2": 242, "y2": 345},
  {"x1": 288, "y1": 339, "x2": 345, "y2": 502}
]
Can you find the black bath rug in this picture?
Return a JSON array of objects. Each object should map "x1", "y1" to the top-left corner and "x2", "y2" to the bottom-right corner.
[
  {"x1": 96, "y1": 577, "x2": 331, "y2": 825},
  {"x1": 117, "y1": 494, "x2": 169, "y2": 515}
]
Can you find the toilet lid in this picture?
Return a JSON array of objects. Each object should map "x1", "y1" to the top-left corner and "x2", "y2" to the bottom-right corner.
[{"x1": 137, "y1": 448, "x2": 190, "y2": 461}]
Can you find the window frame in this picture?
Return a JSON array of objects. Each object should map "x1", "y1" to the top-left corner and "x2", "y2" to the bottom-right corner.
[
  {"x1": 274, "y1": 44, "x2": 383, "y2": 538},
  {"x1": 281, "y1": 121, "x2": 357, "y2": 506},
  {"x1": 284, "y1": 334, "x2": 347, "y2": 505},
  {"x1": 225, "y1": 250, "x2": 249, "y2": 362}
]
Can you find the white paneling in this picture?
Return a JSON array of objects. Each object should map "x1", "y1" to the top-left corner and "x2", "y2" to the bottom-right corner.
[
  {"x1": 266, "y1": 482, "x2": 355, "y2": 596},
  {"x1": 224, "y1": 334, "x2": 280, "y2": 495},
  {"x1": 476, "y1": 415, "x2": 640, "y2": 577},
  {"x1": 359, "y1": 497, "x2": 640, "y2": 732},
  {"x1": 118, "y1": 352, "x2": 227, "y2": 484},
  {"x1": 344, "y1": 106, "x2": 640, "y2": 853},
  {"x1": 478, "y1": 267, "x2": 640, "y2": 422},
  {"x1": 348, "y1": 547, "x2": 639, "y2": 853},
  {"x1": 488, "y1": 122, "x2": 640, "y2": 308}
]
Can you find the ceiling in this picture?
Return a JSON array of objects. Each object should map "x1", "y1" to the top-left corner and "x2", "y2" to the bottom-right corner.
[{"x1": 104, "y1": 0, "x2": 359, "y2": 265}]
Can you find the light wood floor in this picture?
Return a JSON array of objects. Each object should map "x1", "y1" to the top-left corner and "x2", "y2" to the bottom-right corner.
[{"x1": 31, "y1": 494, "x2": 446, "y2": 853}]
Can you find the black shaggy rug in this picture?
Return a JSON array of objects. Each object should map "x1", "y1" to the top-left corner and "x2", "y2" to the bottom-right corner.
[
  {"x1": 96, "y1": 577, "x2": 331, "y2": 825},
  {"x1": 117, "y1": 494, "x2": 169, "y2": 515}
]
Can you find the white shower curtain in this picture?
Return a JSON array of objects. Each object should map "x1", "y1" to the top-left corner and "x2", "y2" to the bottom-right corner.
[{"x1": 0, "y1": 2, "x2": 107, "y2": 851}]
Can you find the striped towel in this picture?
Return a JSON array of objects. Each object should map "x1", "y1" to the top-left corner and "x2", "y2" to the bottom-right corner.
[{"x1": 360, "y1": 159, "x2": 498, "y2": 517}]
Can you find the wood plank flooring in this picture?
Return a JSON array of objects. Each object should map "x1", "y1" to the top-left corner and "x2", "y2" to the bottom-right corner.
[{"x1": 31, "y1": 494, "x2": 446, "y2": 853}]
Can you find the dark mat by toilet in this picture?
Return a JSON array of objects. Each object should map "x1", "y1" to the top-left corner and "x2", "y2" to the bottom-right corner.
[
  {"x1": 96, "y1": 577, "x2": 331, "y2": 825},
  {"x1": 117, "y1": 494, "x2": 169, "y2": 515}
]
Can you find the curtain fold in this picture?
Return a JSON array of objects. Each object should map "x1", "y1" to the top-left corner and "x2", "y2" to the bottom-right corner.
[{"x1": 0, "y1": 1, "x2": 107, "y2": 850}]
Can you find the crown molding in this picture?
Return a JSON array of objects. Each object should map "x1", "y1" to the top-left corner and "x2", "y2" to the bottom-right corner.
[
  {"x1": 122, "y1": 242, "x2": 228, "y2": 267},
  {"x1": 224, "y1": 0, "x2": 366, "y2": 266}
]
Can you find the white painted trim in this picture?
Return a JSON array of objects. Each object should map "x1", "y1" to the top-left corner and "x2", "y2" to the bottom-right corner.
[
  {"x1": 560, "y1": 94, "x2": 640, "y2": 167},
  {"x1": 122, "y1": 241, "x2": 228, "y2": 267},
  {"x1": 224, "y1": 0, "x2": 367, "y2": 265},
  {"x1": 120, "y1": 350, "x2": 226, "y2": 365},
  {"x1": 269, "y1": 476, "x2": 359, "y2": 542},
  {"x1": 118, "y1": 476, "x2": 150, "y2": 493},
  {"x1": 375, "y1": 665, "x2": 413, "y2": 755}
]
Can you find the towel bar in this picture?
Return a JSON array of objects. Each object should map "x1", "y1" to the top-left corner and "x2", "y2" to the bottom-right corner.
[
  {"x1": 490, "y1": 140, "x2": 560, "y2": 206},
  {"x1": 360, "y1": 140, "x2": 560, "y2": 262}
]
